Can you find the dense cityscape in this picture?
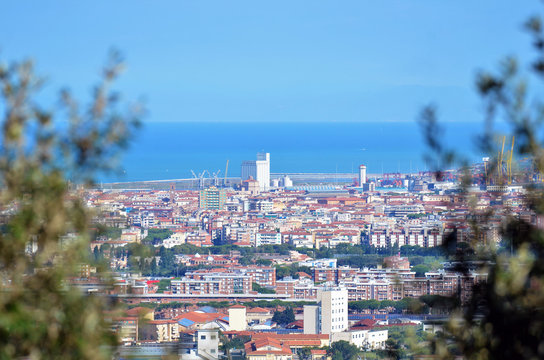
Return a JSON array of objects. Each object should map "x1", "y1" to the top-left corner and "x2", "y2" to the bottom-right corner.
[
  {"x1": 51, "y1": 150, "x2": 532, "y2": 359},
  {"x1": 4, "y1": 2, "x2": 544, "y2": 359}
]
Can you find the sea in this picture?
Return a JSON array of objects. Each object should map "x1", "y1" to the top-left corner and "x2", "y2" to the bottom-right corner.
[{"x1": 102, "y1": 121, "x2": 492, "y2": 183}]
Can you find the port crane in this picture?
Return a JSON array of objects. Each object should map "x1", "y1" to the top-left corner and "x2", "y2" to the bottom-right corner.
[
  {"x1": 507, "y1": 136, "x2": 515, "y2": 184},
  {"x1": 211, "y1": 170, "x2": 221, "y2": 187},
  {"x1": 190, "y1": 170, "x2": 209, "y2": 189},
  {"x1": 494, "y1": 136, "x2": 515, "y2": 185}
]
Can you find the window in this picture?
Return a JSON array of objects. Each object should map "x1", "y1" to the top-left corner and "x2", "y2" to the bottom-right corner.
[
  {"x1": 200, "y1": 335, "x2": 206, "y2": 340},
  {"x1": 211, "y1": 335, "x2": 216, "y2": 340},
  {"x1": 211, "y1": 349, "x2": 216, "y2": 353}
]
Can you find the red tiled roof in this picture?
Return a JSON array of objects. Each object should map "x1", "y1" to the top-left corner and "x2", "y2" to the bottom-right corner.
[
  {"x1": 311, "y1": 350, "x2": 327, "y2": 355},
  {"x1": 247, "y1": 307, "x2": 270, "y2": 313}
]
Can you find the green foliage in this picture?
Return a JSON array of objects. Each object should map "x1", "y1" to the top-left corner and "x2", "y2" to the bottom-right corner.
[
  {"x1": 420, "y1": 11, "x2": 544, "y2": 359},
  {"x1": 272, "y1": 307, "x2": 295, "y2": 325},
  {"x1": 275, "y1": 263, "x2": 312, "y2": 280},
  {"x1": 220, "y1": 335, "x2": 251, "y2": 352},
  {"x1": 296, "y1": 347, "x2": 313, "y2": 360},
  {"x1": 196, "y1": 301, "x2": 231, "y2": 308},
  {"x1": 252, "y1": 282, "x2": 275, "y2": 294},
  {"x1": 378, "y1": 325, "x2": 430, "y2": 358},
  {"x1": 95, "y1": 225, "x2": 122, "y2": 240},
  {"x1": 142, "y1": 228, "x2": 172, "y2": 245},
  {"x1": 328, "y1": 340, "x2": 360, "y2": 360},
  {"x1": 171, "y1": 243, "x2": 201, "y2": 254},
  {"x1": 157, "y1": 279, "x2": 171, "y2": 293},
  {"x1": 255, "y1": 258, "x2": 272, "y2": 266},
  {"x1": 0, "y1": 53, "x2": 141, "y2": 359},
  {"x1": 401, "y1": 245, "x2": 446, "y2": 257},
  {"x1": 337, "y1": 254, "x2": 383, "y2": 268},
  {"x1": 411, "y1": 263, "x2": 431, "y2": 277},
  {"x1": 348, "y1": 298, "x2": 428, "y2": 314}
]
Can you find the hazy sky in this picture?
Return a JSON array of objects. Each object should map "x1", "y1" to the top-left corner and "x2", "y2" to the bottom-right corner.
[{"x1": 2, "y1": 1, "x2": 541, "y2": 123}]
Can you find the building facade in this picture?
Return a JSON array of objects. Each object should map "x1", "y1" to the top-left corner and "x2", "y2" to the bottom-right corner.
[
  {"x1": 241, "y1": 152, "x2": 270, "y2": 192},
  {"x1": 199, "y1": 187, "x2": 226, "y2": 210}
]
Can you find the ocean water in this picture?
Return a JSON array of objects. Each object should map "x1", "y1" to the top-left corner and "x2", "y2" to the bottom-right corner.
[{"x1": 104, "y1": 121, "x2": 488, "y2": 182}]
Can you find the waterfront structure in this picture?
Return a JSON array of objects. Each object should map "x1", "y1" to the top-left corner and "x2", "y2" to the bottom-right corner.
[
  {"x1": 241, "y1": 152, "x2": 270, "y2": 191},
  {"x1": 199, "y1": 186, "x2": 226, "y2": 210},
  {"x1": 280, "y1": 175, "x2": 293, "y2": 188}
]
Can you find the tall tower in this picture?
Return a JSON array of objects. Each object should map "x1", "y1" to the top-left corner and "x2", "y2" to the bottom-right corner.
[
  {"x1": 241, "y1": 152, "x2": 270, "y2": 192},
  {"x1": 303, "y1": 287, "x2": 348, "y2": 335},
  {"x1": 319, "y1": 287, "x2": 348, "y2": 334},
  {"x1": 256, "y1": 152, "x2": 270, "y2": 192},
  {"x1": 359, "y1": 164, "x2": 367, "y2": 186}
]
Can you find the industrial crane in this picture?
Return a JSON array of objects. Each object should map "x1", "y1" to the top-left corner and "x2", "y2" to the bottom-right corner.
[
  {"x1": 224, "y1": 159, "x2": 229, "y2": 187},
  {"x1": 190, "y1": 170, "x2": 209, "y2": 189},
  {"x1": 498, "y1": 136, "x2": 506, "y2": 184},
  {"x1": 212, "y1": 170, "x2": 221, "y2": 187},
  {"x1": 507, "y1": 136, "x2": 515, "y2": 184}
]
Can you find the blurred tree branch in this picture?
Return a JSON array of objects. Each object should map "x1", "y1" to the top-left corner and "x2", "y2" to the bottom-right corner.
[
  {"x1": 0, "y1": 51, "x2": 142, "y2": 359},
  {"x1": 420, "y1": 11, "x2": 544, "y2": 360}
]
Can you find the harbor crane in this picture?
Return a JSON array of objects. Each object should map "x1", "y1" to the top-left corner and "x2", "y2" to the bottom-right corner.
[
  {"x1": 212, "y1": 170, "x2": 221, "y2": 187},
  {"x1": 507, "y1": 136, "x2": 515, "y2": 184},
  {"x1": 190, "y1": 170, "x2": 209, "y2": 189},
  {"x1": 498, "y1": 136, "x2": 506, "y2": 184}
]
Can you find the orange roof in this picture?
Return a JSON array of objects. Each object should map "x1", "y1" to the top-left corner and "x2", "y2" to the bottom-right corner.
[
  {"x1": 176, "y1": 311, "x2": 223, "y2": 324},
  {"x1": 247, "y1": 307, "x2": 270, "y2": 313},
  {"x1": 245, "y1": 337, "x2": 293, "y2": 356}
]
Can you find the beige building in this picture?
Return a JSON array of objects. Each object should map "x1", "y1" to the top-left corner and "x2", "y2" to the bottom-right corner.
[
  {"x1": 247, "y1": 307, "x2": 273, "y2": 325},
  {"x1": 140, "y1": 319, "x2": 180, "y2": 342},
  {"x1": 228, "y1": 305, "x2": 247, "y2": 331},
  {"x1": 121, "y1": 228, "x2": 141, "y2": 243}
]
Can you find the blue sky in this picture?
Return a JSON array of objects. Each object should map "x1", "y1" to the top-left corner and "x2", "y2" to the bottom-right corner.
[{"x1": 1, "y1": 1, "x2": 541, "y2": 123}]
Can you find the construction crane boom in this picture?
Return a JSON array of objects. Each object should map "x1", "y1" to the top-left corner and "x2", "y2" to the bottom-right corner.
[
  {"x1": 508, "y1": 136, "x2": 515, "y2": 184},
  {"x1": 498, "y1": 136, "x2": 506, "y2": 184}
]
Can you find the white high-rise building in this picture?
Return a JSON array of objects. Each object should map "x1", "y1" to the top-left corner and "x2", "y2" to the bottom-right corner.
[
  {"x1": 303, "y1": 287, "x2": 348, "y2": 335},
  {"x1": 241, "y1": 152, "x2": 270, "y2": 191},
  {"x1": 359, "y1": 164, "x2": 367, "y2": 185}
]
